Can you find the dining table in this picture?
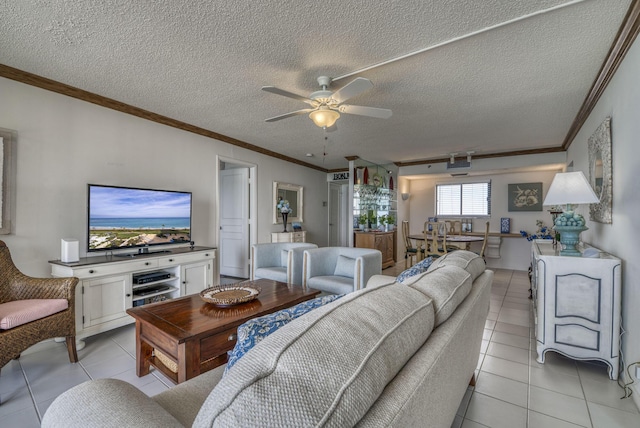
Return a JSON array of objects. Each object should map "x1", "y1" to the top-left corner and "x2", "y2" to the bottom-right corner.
[{"x1": 408, "y1": 233, "x2": 485, "y2": 251}]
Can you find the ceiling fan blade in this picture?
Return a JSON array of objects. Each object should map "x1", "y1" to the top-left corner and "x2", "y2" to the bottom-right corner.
[
  {"x1": 340, "y1": 104, "x2": 392, "y2": 119},
  {"x1": 265, "y1": 109, "x2": 315, "y2": 122},
  {"x1": 262, "y1": 86, "x2": 314, "y2": 105},
  {"x1": 331, "y1": 77, "x2": 373, "y2": 103}
]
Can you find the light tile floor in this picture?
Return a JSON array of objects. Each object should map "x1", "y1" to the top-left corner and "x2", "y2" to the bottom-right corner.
[{"x1": 0, "y1": 268, "x2": 638, "y2": 427}]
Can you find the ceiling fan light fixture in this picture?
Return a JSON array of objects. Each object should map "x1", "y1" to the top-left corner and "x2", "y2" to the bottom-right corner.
[{"x1": 309, "y1": 107, "x2": 340, "y2": 128}]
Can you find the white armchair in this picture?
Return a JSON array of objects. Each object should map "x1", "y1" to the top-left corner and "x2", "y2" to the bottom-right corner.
[
  {"x1": 303, "y1": 247, "x2": 382, "y2": 295},
  {"x1": 251, "y1": 243, "x2": 318, "y2": 286}
]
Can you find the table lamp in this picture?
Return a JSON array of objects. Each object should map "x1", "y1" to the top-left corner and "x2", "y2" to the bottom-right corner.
[{"x1": 542, "y1": 171, "x2": 599, "y2": 256}]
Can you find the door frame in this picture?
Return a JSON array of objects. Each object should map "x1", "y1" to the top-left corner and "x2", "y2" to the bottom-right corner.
[
  {"x1": 216, "y1": 155, "x2": 257, "y2": 277},
  {"x1": 328, "y1": 182, "x2": 349, "y2": 247}
]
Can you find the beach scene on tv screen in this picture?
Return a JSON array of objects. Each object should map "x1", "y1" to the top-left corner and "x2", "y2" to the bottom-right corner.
[{"x1": 89, "y1": 186, "x2": 191, "y2": 250}]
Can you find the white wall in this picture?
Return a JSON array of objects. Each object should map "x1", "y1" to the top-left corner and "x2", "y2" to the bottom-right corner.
[
  {"x1": 401, "y1": 168, "x2": 560, "y2": 270},
  {"x1": 566, "y1": 35, "x2": 640, "y2": 401},
  {"x1": 0, "y1": 77, "x2": 328, "y2": 277}
]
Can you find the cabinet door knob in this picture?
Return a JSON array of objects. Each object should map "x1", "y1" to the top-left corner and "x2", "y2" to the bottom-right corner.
[
  {"x1": 126, "y1": 293, "x2": 131, "y2": 297},
  {"x1": 89, "y1": 269, "x2": 95, "y2": 274},
  {"x1": 169, "y1": 258, "x2": 174, "y2": 262},
  {"x1": 228, "y1": 333, "x2": 237, "y2": 342},
  {"x1": 205, "y1": 253, "x2": 210, "y2": 257},
  {"x1": 145, "y1": 262, "x2": 150, "y2": 266}
]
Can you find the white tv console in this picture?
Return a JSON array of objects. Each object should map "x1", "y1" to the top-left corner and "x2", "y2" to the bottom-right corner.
[{"x1": 49, "y1": 246, "x2": 217, "y2": 349}]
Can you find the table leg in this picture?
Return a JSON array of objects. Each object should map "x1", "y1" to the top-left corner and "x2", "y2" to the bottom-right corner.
[{"x1": 135, "y1": 322, "x2": 153, "y2": 377}]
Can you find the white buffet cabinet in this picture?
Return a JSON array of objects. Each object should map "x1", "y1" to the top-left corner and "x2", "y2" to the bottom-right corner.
[
  {"x1": 531, "y1": 240, "x2": 621, "y2": 379},
  {"x1": 271, "y1": 231, "x2": 306, "y2": 243},
  {"x1": 49, "y1": 247, "x2": 217, "y2": 347}
]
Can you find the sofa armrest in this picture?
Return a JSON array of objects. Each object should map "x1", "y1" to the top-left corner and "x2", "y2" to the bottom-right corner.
[{"x1": 42, "y1": 379, "x2": 184, "y2": 428}]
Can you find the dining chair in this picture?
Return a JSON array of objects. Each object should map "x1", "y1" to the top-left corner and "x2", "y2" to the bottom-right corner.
[
  {"x1": 445, "y1": 220, "x2": 462, "y2": 235},
  {"x1": 478, "y1": 221, "x2": 490, "y2": 259},
  {"x1": 423, "y1": 221, "x2": 448, "y2": 258},
  {"x1": 445, "y1": 220, "x2": 465, "y2": 250},
  {"x1": 402, "y1": 221, "x2": 421, "y2": 268}
]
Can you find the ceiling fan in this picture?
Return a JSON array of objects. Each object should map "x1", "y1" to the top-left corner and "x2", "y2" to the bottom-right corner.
[{"x1": 262, "y1": 76, "x2": 392, "y2": 128}]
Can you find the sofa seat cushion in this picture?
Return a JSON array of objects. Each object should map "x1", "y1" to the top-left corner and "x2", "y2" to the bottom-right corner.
[
  {"x1": 0, "y1": 299, "x2": 68, "y2": 330},
  {"x1": 193, "y1": 282, "x2": 435, "y2": 428},
  {"x1": 306, "y1": 276, "x2": 354, "y2": 295},
  {"x1": 406, "y1": 265, "x2": 473, "y2": 326},
  {"x1": 427, "y1": 250, "x2": 485, "y2": 281},
  {"x1": 254, "y1": 267, "x2": 287, "y2": 283},
  {"x1": 225, "y1": 294, "x2": 343, "y2": 372}
]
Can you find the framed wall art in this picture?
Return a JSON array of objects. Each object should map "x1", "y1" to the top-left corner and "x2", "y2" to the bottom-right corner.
[
  {"x1": 588, "y1": 117, "x2": 612, "y2": 223},
  {"x1": 508, "y1": 182, "x2": 543, "y2": 212}
]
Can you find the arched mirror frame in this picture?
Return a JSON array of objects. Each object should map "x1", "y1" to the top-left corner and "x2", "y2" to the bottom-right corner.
[{"x1": 588, "y1": 117, "x2": 612, "y2": 224}]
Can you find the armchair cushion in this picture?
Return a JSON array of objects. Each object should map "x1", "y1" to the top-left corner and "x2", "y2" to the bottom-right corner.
[
  {"x1": 253, "y1": 267, "x2": 287, "y2": 284},
  {"x1": 307, "y1": 276, "x2": 355, "y2": 295},
  {"x1": 333, "y1": 255, "x2": 355, "y2": 277},
  {"x1": 0, "y1": 299, "x2": 68, "y2": 330}
]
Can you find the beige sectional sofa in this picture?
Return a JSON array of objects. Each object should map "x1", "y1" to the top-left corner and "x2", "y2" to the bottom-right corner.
[{"x1": 42, "y1": 251, "x2": 492, "y2": 428}]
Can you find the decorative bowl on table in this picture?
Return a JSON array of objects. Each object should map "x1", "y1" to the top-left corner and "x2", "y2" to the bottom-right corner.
[{"x1": 200, "y1": 283, "x2": 261, "y2": 306}]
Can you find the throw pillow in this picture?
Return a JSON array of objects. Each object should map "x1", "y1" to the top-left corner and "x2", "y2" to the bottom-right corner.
[
  {"x1": 224, "y1": 294, "x2": 343, "y2": 374},
  {"x1": 396, "y1": 257, "x2": 433, "y2": 284},
  {"x1": 334, "y1": 255, "x2": 356, "y2": 277}
]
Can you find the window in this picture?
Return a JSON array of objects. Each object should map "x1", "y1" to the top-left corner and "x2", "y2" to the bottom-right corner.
[{"x1": 436, "y1": 181, "x2": 490, "y2": 216}]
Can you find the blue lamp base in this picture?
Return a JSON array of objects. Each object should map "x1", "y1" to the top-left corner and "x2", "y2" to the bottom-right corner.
[{"x1": 553, "y1": 225, "x2": 588, "y2": 256}]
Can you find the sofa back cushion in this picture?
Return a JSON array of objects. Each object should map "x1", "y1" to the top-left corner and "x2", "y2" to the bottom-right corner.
[
  {"x1": 406, "y1": 265, "x2": 473, "y2": 326},
  {"x1": 193, "y1": 282, "x2": 435, "y2": 428},
  {"x1": 427, "y1": 250, "x2": 485, "y2": 281}
]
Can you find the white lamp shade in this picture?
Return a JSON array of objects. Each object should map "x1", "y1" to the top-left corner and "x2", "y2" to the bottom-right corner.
[{"x1": 543, "y1": 171, "x2": 599, "y2": 206}]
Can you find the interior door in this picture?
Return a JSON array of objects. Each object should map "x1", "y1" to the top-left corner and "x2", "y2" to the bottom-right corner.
[{"x1": 219, "y1": 168, "x2": 249, "y2": 278}]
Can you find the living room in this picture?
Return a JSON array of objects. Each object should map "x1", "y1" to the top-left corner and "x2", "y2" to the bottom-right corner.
[{"x1": 1, "y1": 1, "x2": 639, "y2": 427}]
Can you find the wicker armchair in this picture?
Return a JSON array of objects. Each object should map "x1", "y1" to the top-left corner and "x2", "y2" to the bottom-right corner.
[{"x1": 0, "y1": 240, "x2": 79, "y2": 371}]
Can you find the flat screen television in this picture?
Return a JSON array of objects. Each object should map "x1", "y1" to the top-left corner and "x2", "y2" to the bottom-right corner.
[{"x1": 87, "y1": 184, "x2": 192, "y2": 253}]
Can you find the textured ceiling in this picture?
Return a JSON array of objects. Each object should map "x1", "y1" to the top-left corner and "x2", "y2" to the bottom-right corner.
[{"x1": 0, "y1": 0, "x2": 633, "y2": 170}]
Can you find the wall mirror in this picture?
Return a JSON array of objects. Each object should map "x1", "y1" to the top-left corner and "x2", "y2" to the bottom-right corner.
[
  {"x1": 273, "y1": 182, "x2": 303, "y2": 224},
  {"x1": 0, "y1": 129, "x2": 15, "y2": 235},
  {"x1": 588, "y1": 117, "x2": 612, "y2": 223}
]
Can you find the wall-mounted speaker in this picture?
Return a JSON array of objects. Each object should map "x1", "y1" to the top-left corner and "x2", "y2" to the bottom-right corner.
[{"x1": 61, "y1": 238, "x2": 79, "y2": 263}]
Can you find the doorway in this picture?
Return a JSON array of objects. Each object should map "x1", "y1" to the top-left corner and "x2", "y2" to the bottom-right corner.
[
  {"x1": 217, "y1": 156, "x2": 257, "y2": 279},
  {"x1": 328, "y1": 182, "x2": 348, "y2": 247}
]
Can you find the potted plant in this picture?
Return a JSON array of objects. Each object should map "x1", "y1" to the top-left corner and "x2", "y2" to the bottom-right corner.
[
  {"x1": 378, "y1": 214, "x2": 388, "y2": 231},
  {"x1": 366, "y1": 211, "x2": 377, "y2": 230},
  {"x1": 386, "y1": 214, "x2": 396, "y2": 231},
  {"x1": 358, "y1": 214, "x2": 367, "y2": 230}
]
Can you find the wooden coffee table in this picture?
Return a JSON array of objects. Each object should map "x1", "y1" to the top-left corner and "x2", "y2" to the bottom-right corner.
[{"x1": 126, "y1": 279, "x2": 320, "y2": 384}]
